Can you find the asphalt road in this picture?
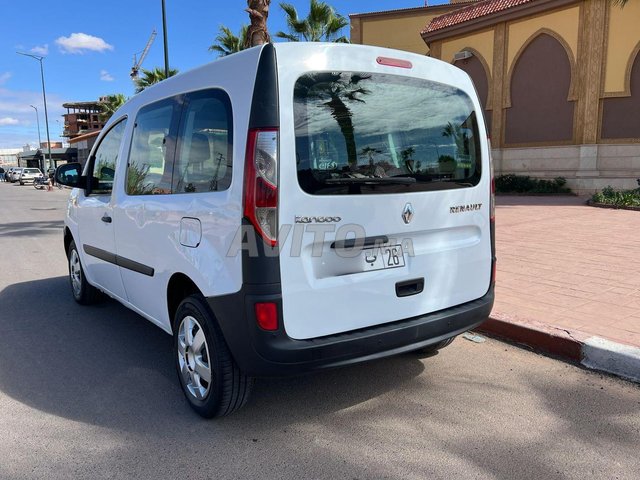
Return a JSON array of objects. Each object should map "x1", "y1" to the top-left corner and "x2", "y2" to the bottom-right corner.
[{"x1": 0, "y1": 182, "x2": 639, "y2": 480}]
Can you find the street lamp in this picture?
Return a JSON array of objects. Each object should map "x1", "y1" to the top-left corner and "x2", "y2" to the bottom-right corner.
[
  {"x1": 161, "y1": 0, "x2": 170, "y2": 78},
  {"x1": 29, "y1": 105, "x2": 43, "y2": 171},
  {"x1": 17, "y1": 52, "x2": 53, "y2": 173}
]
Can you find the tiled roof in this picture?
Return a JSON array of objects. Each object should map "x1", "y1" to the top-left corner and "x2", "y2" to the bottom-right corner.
[{"x1": 422, "y1": 0, "x2": 536, "y2": 34}]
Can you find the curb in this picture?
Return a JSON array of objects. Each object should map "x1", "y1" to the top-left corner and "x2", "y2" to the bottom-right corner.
[{"x1": 478, "y1": 313, "x2": 640, "y2": 384}]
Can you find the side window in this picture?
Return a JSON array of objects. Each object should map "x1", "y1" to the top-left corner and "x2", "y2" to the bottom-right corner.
[
  {"x1": 126, "y1": 100, "x2": 176, "y2": 195},
  {"x1": 90, "y1": 119, "x2": 127, "y2": 195},
  {"x1": 173, "y1": 90, "x2": 233, "y2": 193}
]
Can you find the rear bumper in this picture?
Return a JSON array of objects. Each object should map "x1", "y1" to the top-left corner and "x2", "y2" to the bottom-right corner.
[{"x1": 208, "y1": 285, "x2": 494, "y2": 377}]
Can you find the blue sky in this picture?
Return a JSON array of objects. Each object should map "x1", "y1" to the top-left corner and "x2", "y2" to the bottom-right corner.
[{"x1": 0, "y1": 0, "x2": 447, "y2": 149}]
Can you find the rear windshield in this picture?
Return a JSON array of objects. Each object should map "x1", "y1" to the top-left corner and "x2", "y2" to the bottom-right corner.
[{"x1": 294, "y1": 72, "x2": 482, "y2": 195}]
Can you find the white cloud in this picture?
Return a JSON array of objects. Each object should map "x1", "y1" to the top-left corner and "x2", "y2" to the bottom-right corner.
[
  {"x1": 55, "y1": 33, "x2": 114, "y2": 54},
  {"x1": 100, "y1": 70, "x2": 114, "y2": 82},
  {"x1": 30, "y1": 44, "x2": 49, "y2": 56},
  {"x1": 0, "y1": 73, "x2": 11, "y2": 86},
  {"x1": 0, "y1": 87, "x2": 67, "y2": 148},
  {"x1": 0, "y1": 117, "x2": 20, "y2": 126}
]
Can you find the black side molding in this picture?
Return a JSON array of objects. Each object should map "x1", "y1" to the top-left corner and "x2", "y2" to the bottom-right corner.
[{"x1": 83, "y1": 244, "x2": 155, "y2": 277}]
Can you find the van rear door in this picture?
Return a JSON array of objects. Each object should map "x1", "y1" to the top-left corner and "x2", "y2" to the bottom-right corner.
[{"x1": 274, "y1": 44, "x2": 492, "y2": 340}]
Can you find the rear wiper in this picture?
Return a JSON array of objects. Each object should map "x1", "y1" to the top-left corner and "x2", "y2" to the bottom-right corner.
[{"x1": 324, "y1": 176, "x2": 416, "y2": 185}]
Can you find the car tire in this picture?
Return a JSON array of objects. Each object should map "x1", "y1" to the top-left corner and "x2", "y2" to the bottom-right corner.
[
  {"x1": 67, "y1": 240, "x2": 101, "y2": 305},
  {"x1": 413, "y1": 336, "x2": 456, "y2": 356},
  {"x1": 174, "y1": 294, "x2": 253, "y2": 418},
  {"x1": 19, "y1": 181, "x2": 23, "y2": 185}
]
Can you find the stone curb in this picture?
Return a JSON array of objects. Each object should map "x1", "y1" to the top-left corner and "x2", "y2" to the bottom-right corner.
[{"x1": 477, "y1": 313, "x2": 640, "y2": 384}]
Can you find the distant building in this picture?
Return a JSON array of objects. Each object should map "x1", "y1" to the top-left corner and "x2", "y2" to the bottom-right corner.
[
  {"x1": 350, "y1": 0, "x2": 640, "y2": 193},
  {"x1": 68, "y1": 130, "x2": 101, "y2": 166},
  {"x1": 0, "y1": 148, "x2": 21, "y2": 166},
  {"x1": 17, "y1": 147, "x2": 78, "y2": 170},
  {"x1": 39, "y1": 141, "x2": 63, "y2": 149},
  {"x1": 62, "y1": 101, "x2": 105, "y2": 139}
]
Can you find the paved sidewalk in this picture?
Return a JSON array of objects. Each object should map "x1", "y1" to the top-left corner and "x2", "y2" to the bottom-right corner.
[{"x1": 481, "y1": 195, "x2": 640, "y2": 379}]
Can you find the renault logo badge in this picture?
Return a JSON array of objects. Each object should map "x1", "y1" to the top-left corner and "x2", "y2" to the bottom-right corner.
[{"x1": 402, "y1": 203, "x2": 414, "y2": 224}]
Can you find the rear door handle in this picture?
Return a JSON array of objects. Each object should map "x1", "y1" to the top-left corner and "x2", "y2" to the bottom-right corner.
[
  {"x1": 396, "y1": 278, "x2": 424, "y2": 297},
  {"x1": 101, "y1": 214, "x2": 112, "y2": 223}
]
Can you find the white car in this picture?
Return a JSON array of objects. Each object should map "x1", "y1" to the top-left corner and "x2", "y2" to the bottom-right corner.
[
  {"x1": 19, "y1": 167, "x2": 44, "y2": 185},
  {"x1": 56, "y1": 43, "x2": 495, "y2": 417},
  {"x1": 8, "y1": 167, "x2": 24, "y2": 183}
]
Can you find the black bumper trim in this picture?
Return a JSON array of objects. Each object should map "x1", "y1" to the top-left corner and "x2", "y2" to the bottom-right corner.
[{"x1": 207, "y1": 285, "x2": 494, "y2": 377}]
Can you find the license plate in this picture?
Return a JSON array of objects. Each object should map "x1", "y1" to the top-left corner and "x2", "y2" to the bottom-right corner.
[{"x1": 363, "y1": 244, "x2": 405, "y2": 272}]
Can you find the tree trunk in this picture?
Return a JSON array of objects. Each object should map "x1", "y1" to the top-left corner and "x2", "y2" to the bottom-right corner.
[{"x1": 245, "y1": 0, "x2": 271, "y2": 48}]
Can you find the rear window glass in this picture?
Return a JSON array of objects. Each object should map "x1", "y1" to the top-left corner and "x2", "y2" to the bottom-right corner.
[{"x1": 294, "y1": 72, "x2": 482, "y2": 195}]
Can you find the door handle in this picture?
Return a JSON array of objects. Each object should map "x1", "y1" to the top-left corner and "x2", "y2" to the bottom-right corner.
[
  {"x1": 101, "y1": 214, "x2": 112, "y2": 223},
  {"x1": 396, "y1": 278, "x2": 424, "y2": 297}
]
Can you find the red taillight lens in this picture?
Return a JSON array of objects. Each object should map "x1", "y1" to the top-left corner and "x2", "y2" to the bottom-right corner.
[
  {"x1": 376, "y1": 56, "x2": 413, "y2": 69},
  {"x1": 255, "y1": 302, "x2": 278, "y2": 331},
  {"x1": 244, "y1": 128, "x2": 279, "y2": 247}
]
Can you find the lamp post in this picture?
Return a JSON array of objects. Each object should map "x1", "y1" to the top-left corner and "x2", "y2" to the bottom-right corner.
[
  {"x1": 17, "y1": 52, "x2": 53, "y2": 173},
  {"x1": 161, "y1": 0, "x2": 170, "y2": 78},
  {"x1": 29, "y1": 105, "x2": 44, "y2": 171}
]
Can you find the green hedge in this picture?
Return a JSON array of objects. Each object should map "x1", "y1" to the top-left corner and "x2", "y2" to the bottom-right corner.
[
  {"x1": 591, "y1": 185, "x2": 640, "y2": 208},
  {"x1": 495, "y1": 174, "x2": 571, "y2": 194}
]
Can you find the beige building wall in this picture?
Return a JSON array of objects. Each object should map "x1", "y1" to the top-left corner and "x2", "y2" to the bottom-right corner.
[
  {"x1": 350, "y1": 5, "x2": 464, "y2": 55},
  {"x1": 506, "y1": 6, "x2": 580, "y2": 74},
  {"x1": 352, "y1": 0, "x2": 640, "y2": 193},
  {"x1": 440, "y1": 29, "x2": 495, "y2": 77},
  {"x1": 604, "y1": 0, "x2": 640, "y2": 95}
]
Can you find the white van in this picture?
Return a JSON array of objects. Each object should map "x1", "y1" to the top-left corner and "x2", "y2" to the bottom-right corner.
[{"x1": 56, "y1": 43, "x2": 495, "y2": 417}]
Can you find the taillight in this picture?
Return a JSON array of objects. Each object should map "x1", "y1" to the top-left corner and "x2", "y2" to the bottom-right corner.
[
  {"x1": 255, "y1": 302, "x2": 278, "y2": 331},
  {"x1": 244, "y1": 128, "x2": 279, "y2": 247}
]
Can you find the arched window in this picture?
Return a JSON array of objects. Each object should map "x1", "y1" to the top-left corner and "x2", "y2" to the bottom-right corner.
[
  {"x1": 506, "y1": 33, "x2": 575, "y2": 144},
  {"x1": 454, "y1": 50, "x2": 492, "y2": 133},
  {"x1": 602, "y1": 48, "x2": 640, "y2": 140}
]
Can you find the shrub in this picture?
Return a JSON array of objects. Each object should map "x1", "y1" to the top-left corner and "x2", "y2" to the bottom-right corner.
[
  {"x1": 591, "y1": 185, "x2": 640, "y2": 208},
  {"x1": 495, "y1": 174, "x2": 571, "y2": 194}
]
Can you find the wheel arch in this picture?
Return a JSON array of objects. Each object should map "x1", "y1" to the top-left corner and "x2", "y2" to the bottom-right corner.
[
  {"x1": 167, "y1": 273, "x2": 205, "y2": 333},
  {"x1": 63, "y1": 227, "x2": 74, "y2": 257}
]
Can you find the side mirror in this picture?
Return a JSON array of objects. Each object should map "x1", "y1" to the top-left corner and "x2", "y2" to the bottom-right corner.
[{"x1": 55, "y1": 163, "x2": 83, "y2": 188}]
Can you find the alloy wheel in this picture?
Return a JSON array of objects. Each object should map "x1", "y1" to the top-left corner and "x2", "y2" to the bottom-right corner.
[
  {"x1": 177, "y1": 315, "x2": 212, "y2": 400},
  {"x1": 69, "y1": 249, "x2": 82, "y2": 298}
]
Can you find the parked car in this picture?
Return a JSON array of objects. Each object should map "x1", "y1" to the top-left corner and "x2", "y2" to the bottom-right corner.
[
  {"x1": 55, "y1": 43, "x2": 495, "y2": 418},
  {"x1": 19, "y1": 168, "x2": 44, "y2": 185},
  {"x1": 8, "y1": 167, "x2": 24, "y2": 183}
]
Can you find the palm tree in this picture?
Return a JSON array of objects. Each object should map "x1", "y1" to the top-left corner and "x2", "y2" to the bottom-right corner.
[
  {"x1": 276, "y1": 0, "x2": 349, "y2": 43},
  {"x1": 245, "y1": 0, "x2": 272, "y2": 48},
  {"x1": 209, "y1": 25, "x2": 248, "y2": 57},
  {"x1": 134, "y1": 67, "x2": 179, "y2": 93},
  {"x1": 295, "y1": 72, "x2": 371, "y2": 167},
  {"x1": 99, "y1": 94, "x2": 128, "y2": 122}
]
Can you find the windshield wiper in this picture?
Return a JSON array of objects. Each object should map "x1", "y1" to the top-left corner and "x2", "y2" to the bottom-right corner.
[{"x1": 324, "y1": 176, "x2": 416, "y2": 185}]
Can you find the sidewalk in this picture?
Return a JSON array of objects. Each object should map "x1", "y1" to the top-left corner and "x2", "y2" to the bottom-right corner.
[{"x1": 479, "y1": 195, "x2": 640, "y2": 381}]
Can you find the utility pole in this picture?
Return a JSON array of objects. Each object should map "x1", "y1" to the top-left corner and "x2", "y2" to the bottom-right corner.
[
  {"x1": 29, "y1": 105, "x2": 43, "y2": 169},
  {"x1": 162, "y1": 0, "x2": 170, "y2": 78},
  {"x1": 17, "y1": 52, "x2": 53, "y2": 172}
]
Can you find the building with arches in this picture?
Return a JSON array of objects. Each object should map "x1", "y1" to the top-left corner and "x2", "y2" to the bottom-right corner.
[{"x1": 350, "y1": 0, "x2": 640, "y2": 193}]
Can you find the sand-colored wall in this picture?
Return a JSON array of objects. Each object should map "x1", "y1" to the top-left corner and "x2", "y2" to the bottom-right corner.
[
  {"x1": 604, "y1": 1, "x2": 640, "y2": 94},
  {"x1": 507, "y1": 6, "x2": 580, "y2": 73},
  {"x1": 358, "y1": 14, "x2": 441, "y2": 55},
  {"x1": 441, "y1": 29, "x2": 495, "y2": 76}
]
